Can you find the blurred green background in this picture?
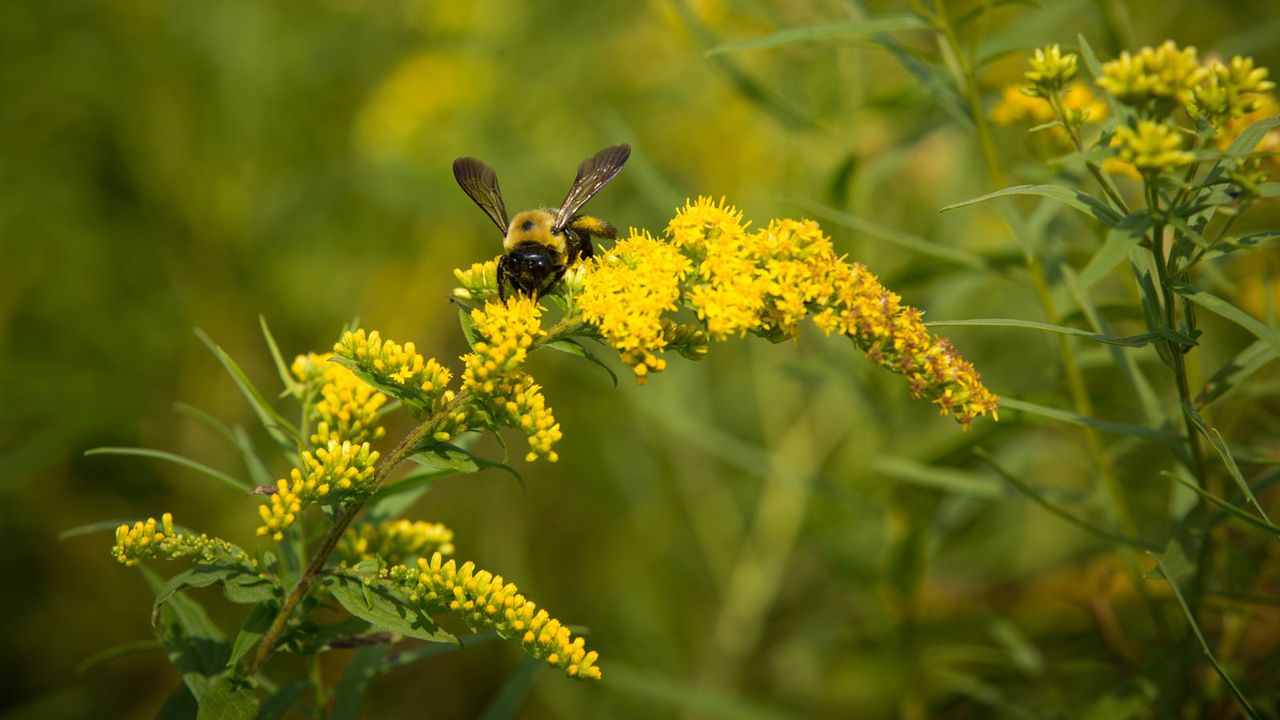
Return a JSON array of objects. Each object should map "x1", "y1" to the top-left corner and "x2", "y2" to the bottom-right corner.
[{"x1": 4, "y1": 0, "x2": 1280, "y2": 717}]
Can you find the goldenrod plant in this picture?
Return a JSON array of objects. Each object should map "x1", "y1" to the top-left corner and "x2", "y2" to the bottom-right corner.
[{"x1": 94, "y1": 199, "x2": 995, "y2": 716}]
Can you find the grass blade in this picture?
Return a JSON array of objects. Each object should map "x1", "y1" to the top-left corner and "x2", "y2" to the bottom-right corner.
[
  {"x1": 705, "y1": 15, "x2": 927, "y2": 56},
  {"x1": 975, "y1": 449, "x2": 1158, "y2": 550},
  {"x1": 173, "y1": 403, "x2": 274, "y2": 488},
  {"x1": 1197, "y1": 340, "x2": 1278, "y2": 407},
  {"x1": 998, "y1": 397, "x2": 1180, "y2": 444},
  {"x1": 925, "y1": 318, "x2": 1163, "y2": 347},
  {"x1": 941, "y1": 184, "x2": 1123, "y2": 227},
  {"x1": 260, "y1": 315, "x2": 302, "y2": 396},
  {"x1": 1186, "y1": 413, "x2": 1280, "y2": 541},
  {"x1": 85, "y1": 447, "x2": 249, "y2": 492},
  {"x1": 1172, "y1": 282, "x2": 1280, "y2": 358},
  {"x1": 1165, "y1": 471, "x2": 1280, "y2": 537},
  {"x1": 1149, "y1": 555, "x2": 1261, "y2": 720},
  {"x1": 195, "y1": 328, "x2": 301, "y2": 452}
]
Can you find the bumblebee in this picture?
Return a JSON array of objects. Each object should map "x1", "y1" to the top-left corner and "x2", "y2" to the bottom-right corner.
[{"x1": 453, "y1": 144, "x2": 631, "y2": 300}]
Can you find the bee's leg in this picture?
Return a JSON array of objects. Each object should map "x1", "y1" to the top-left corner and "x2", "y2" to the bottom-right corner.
[
  {"x1": 496, "y1": 257, "x2": 509, "y2": 302},
  {"x1": 535, "y1": 266, "x2": 567, "y2": 300}
]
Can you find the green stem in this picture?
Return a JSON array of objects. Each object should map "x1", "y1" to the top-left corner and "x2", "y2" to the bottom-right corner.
[
  {"x1": 245, "y1": 392, "x2": 470, "y2": 677},
  {"x1": 1045, "y1": 92, "x2": 1131, "y2": 214}
]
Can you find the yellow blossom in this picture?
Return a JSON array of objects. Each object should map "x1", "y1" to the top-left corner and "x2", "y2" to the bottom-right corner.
[
  {"x1": 1098, "y1": 40, "x2": 1205, "y2": 111},
  {"x1": 1024, "y1": 44, "x2": 1078, "y2": 96},
  {"x1": 1113, "y1": 120, "x2": 1193, "y2": 173},
  {"x1": 386, "y1": 552, "x2": 601, "y2": 680},
  {"x1": 490, "y1": 371, "x2": 562, "y2": 462},
  {"x1": 292, "y1": 353, "x2": 387, "y2": 447},
  {"x1": 113, "y1": 513, "x2": 255, "y2": 568},
  {"x1": 338, "y1": 519, "x2": 455, "y2": 566},
  {"x1": 334, "y1": 330, "x2": 454, "y2": 412},
  {"x1": 257, "y1": 440, "x2": 380, "y2": 539},
  {"x1": 461, "y1": 297, "x2": 544, "y2": 396},
  {"x1": 578, "y1": 230, "x2": 691, "y2": 380},
  {"x1": 1193, "y1": 56, "x2": 1276, "y2": 123},
  {"x1": 453, "y1": 259, "x2": 501, "y2": 301}
]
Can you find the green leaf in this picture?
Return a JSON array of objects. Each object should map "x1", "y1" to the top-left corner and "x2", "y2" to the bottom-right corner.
[
  {"x1": 196, "y1": 674, "x2": 259, "y2": 720},
  {"x1": 1225, "y1": 115, "x2": 1280, "y2": 156},
  {"x1": 789, "y1": 197, "x2": 990, "y2": 269},
  {"x1": 704, "y1": 15, "x2": 927, "y2": 56},
  {"x1": 1149, "y1": 555, "x2": 1261, "y2": 720},
  {"x1": 1079, "y1": 213, "x2": 1154, "y2": 288},
  {"x1": 143, "y1": 566, "x2": 230, "y2": 701},
  {"x1": 458, "y1": 306, "x2": 484, "y2": 349},
  {"x1": 227, "y1": 602, "x2": 278, "y2": 670},
  {"x1": 153, "y1": 565, "x2": 278, "y2": 622},
  {"x1": 85, "y1": 447, "x2": 250, "y2": 493},
  {"x1": 1187, "y1": 414, "x2": 1280, "y2": 541},
  {"x1": 1165, "y1": 472, "x2": 1280, "y2": 537},
  {"x1": 925, "y1": 318, "x2": 1164, "y2": 347},
  {"x1": 255, "y1": 680, "x2": 308, "y2": 720},
  {"x1": 998, "y1": 397, "x2": 1180, "y2": 444},
  {"x1": 479, "y1": 659, "x2": 541, "y2": 720},
  {"x1": 1172, "y1": 282, "x2": 1280, "y2": 358},
  {"x1": 1061, "y1": 265, "x2": 1165, "y2": 427},
  {"x1": 544, "y1": 338, "x2": 618, "y2": 387},
  {"x1": 410, "y1": 442, "x2": 524, "y2": 493},
  {"x1": 941, "y1": 185, "x2": 1123, "y2": 227},
  {"x1": 1197, "y1": 340, "x2": 1277, "y2": 407},
  {"x1": 328, "y1": 355, "x2": 433, "y2": 416},
  {"x1": 1076, "y1": 34, "x2": 1103, "y2": 78},
  {"x1": 327, "y1": 573, "x2": 456, "y2": 644},
  {"x1": 1203, "y1": 230, "x2": 1280, "y2": 260},
  {"x1": 195, "y1": 329, "x2": 300, "y2": 451},
  {"x1": 59, "y1": 518, "x2": 134, "y2": 541},
  {"x1": 173, "y1": 404, "x2": 274, "y2": 488},
  {"x1": 76, "y1": 639, "x2": 164, "y2": 674},
  {"x1": 258, "y1": 315, "x2": 301, "y2": 397},
  {"x1": 975, "y1": 449, "x2": 1158, "y2": 550}
]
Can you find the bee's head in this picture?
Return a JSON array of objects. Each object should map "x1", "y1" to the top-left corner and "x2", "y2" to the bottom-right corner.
[
  {"x1": 505, "y1": 210, "x2": 564, "y2": 254},
  {"x1": 505, "y1": 242, "x2": 559, "y2": 292}
]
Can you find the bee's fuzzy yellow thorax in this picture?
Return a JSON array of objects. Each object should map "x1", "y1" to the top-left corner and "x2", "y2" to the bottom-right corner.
[{"x1": 505, "y1": 209, "x2": 566, "y2": 256}]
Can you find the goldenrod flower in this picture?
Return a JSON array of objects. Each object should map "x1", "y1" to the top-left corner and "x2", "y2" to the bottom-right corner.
[
  {"x1": 1024, "y1": 44, "x2": 1078, "y2": 97},
  {"x1": 113, "y1": 513, "x2": 255, "y2": 568},
  {"x1": 337, "y1": 519, "x2": 455, "y2": 566},
  {"x1": 1192, "y1": 55, "x2": 1276, "y2": 122},
  {"x1": 490, "y1": 371, "x2": 562, "y2": 462},
  {"x1": 257, "y1": 440, "x2": 380, "y2": 539},
  {"x1": 578, "y1": 230, "x2": 691, "y2": 380},
  {"x1": 461, "y1": 297, "x2": 544, "y2": 395},
  {"x1": 291, "y1": 353, "x2": 388, "y2": 447},
  {"x1": 453, "y1": 259, "x2": 501, "y2": 301},
  {"x1": 386, "y1": 552, "x2": 601, "y2": 680},
  {"x1": 334, "y1": 330, "x2": 454, "y2": 412},
  {"x1": 1098, "y1": 41, "x2": 1204, "y2": 111},
  {"x1": 1113, "y1": 120, "x2": 1193, "y2": 173}
]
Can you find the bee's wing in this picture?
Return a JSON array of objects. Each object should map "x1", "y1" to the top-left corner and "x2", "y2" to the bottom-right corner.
[
  {"x1": 553, "y1": 144, "x2": 630, "y2": 231},
  {"x1": 453, "y1": 157, "x2": 510, "y2": 234}
]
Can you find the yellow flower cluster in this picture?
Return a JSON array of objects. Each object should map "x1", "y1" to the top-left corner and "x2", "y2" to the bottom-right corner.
[
  {"x1": 113, "y1": 514, "x2": 254, "y2": 568},
  {"x1": 490, "y1": 371, "x2": 562, "y2": 462},
  {"x1": 575, "y1": 197, "x2": 998, "y2": 426},
  {"x1": 811, "y1": 263, "x2": 999, "y2": 426},
  {"x1": 578, "y1": 230, "x2": 692, "y2": 380},
  {"x1": 1113, "y1": 120, "x2": 1192, "y2": 173},
  {"x1": 1098, "y1": 40, "x2": 1204, "y2": 109},
  {"x1": 1192, "y1": 55, "x2": 1276, "y2": 122},
  {"x1": 453, "y1": 259, "x2": 500, "y2": 300},
  {"x1": 292, "y1": 353, "x2": 388, "y2": 447},
  {"x1": 337, "y1": 519, "x2": 455, "y2": 566},
  {"x1": 334, "y1": 330, "x2": 454, "y2": 411},
  {"x1": 257, "y1": 440, "x2": 380, "y2": 540},
  {"x1": 461, "y1": 296, "x2": 544, "y2": 395},
  {"x1": 1023, "y1": 44, "x2": 1078, "y2": 97},
  {"x1": 386, "y1": 552, "x2": 601, "y2": 680}
]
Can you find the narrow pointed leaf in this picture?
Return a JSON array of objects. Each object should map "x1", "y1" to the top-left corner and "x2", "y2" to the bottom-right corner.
[
  {"x1": 543, "y1": 338, "x2": 618, "y2": 387},
  {"x1": 195, "y1": 329, "x2": 300, "y2": 450},
  {"x1": 998, "y1": 397, "x2": 1179, "y2": 444},
  {"x1": 327, "y1": 573, "x2": 456, "y2": 644},
  {"x1": 259, "y1": 315, "x2": 301, "y2": 396},
  {"x1": 926, "y1": 318, "x2": 1163, "y2": 347},
  {"x1": 941, "y1": 185, "x2": 1123, "y2": 227},
  {"x1": 86, "y1": 447, "x2": 249, "y2": 493},
  {"x1": 1079, "y1": 213, "x2": 1153, "y2": 288},
  {"x1": 789, "y1": 198, "x2": 990, "y2": 269},
  {"x1": 1197, "y1": 340, "x2": 1277, "y2": 407},
  {"x1": 1172, "y1": 282, "x2": 1280, "y2": 358},
  {"x1": 705, "y1": 16, "x2": 927, "y2": 56}
]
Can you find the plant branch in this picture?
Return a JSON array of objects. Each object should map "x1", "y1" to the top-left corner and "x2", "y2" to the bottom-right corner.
[{"x1": 245, "y1": 391, "x2": 470, "y2": 676}]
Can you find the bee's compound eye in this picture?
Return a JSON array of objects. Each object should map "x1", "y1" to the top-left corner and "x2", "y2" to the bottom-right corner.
[{"x1": 521, "y1": 219, "x2": 535, "y2": 231}]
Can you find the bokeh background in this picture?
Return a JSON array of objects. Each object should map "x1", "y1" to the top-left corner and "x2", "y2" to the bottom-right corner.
[{"x1": 4, "y1": 0, "x2": 1280, "y2": 717}]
